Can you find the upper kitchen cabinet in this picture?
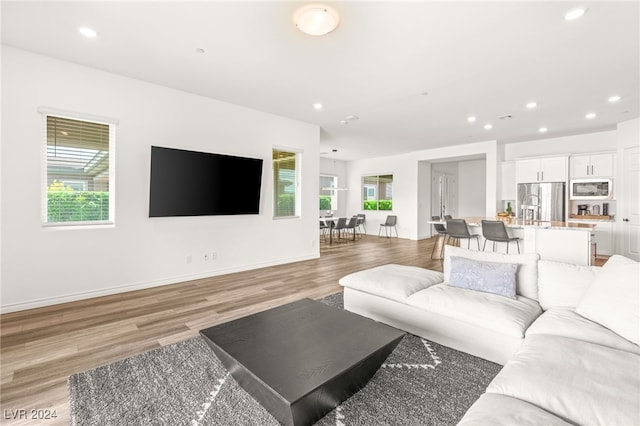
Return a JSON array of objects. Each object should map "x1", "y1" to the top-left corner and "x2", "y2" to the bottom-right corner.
[
  {"x1": 570, "y1": 153, "x2": 614, "y2": 178},
  {"x1": 516, "y1": 156, "x2": 568, "y2": 183}
]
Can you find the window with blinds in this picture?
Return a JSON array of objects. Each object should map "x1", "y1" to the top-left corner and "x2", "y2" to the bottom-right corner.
[
  {"x1": 43, "y1": 114, "x2": 115, "y2": 225},
  {"x1": 272, "y1": 149, "x2": 299, "y2": 218}
]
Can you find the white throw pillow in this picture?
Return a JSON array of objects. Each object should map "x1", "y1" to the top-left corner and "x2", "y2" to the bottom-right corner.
[
  {"x1": 576, "y1": 255, "x2": 640, "y2": 345},
  {"x1": 538, "y1": 260, "x2": 600, "y2": 310},
  {"x1": 444, "y1": 246, "x2": 540, "y2": 300}
]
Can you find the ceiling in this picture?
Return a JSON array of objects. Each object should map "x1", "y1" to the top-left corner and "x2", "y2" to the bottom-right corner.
[{"x1": 2, "y1": 1, "x2": 638, "y2": 161}]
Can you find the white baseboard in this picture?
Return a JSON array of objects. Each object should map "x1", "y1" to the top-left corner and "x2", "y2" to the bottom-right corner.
[{"x1": 0, "y1": 254, "x2": 319, "y2": 314}]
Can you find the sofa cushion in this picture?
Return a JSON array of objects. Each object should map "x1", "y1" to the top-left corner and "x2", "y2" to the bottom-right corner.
[
  {"x1": 449, "y1": 256, "x2": 517, "y2": 298},
  {"x1": 526, "y1": 308, "x2": 640, "y2": 355},
  {"x1": 338, "y1": 264, "x2": 444, "y2": 303},
  {"x1": 443, "y1": 246, "x2": 540, "y2": 300},
  {"x1": 407, "y1": 284, "x2": 541, "y2": 338},
  {"x1": 487, "y1": 334, "x2": 640, "y2": 426},
  {"x1": 538, "y1": 260, "x2": 599, "y2": 310},
  {"x1": 576, "y1": 255, "x2": 640, "y2": 345},
  {"x1": 459, "y1": 393, "x2": 572, "y2": 426}
]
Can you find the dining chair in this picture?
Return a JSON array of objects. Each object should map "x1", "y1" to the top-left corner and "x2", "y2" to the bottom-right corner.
[
  {"x1": 431, "y1": 216, "x2": 449, "y2": 260},
  {"x1": 378, "y1": 215, "x2": 398, "y2": 238},
  {"x1": 319, "y1": 219, "x2": 329, "y2": 243},
  {"x1": 481, "y1": 220, "x2": 520, "y2": 253},
  {"x1": 445, "y1": 218, "x2": 480, "y2": 250},
  {"x1": 331, "y1": 217, "x2": 348, "y2": 242},
  {"x1": 356, "y1": 214, "x2": 367, "y2": 235},
  {"x1": 345, "y1": 216, "x2": 359, "y2": 241}
]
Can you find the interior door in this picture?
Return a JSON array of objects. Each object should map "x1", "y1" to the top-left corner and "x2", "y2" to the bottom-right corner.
[
  {"x1": 622, "y1": 146, "x2": 640, "y2": 260},
  {"x1": 432, "y1": 172, "x2": 457, "y2": 219}
]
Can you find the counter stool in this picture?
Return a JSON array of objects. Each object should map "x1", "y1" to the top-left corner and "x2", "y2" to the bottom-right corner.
[
  {"x1": 446, "y1": 218, "x2": 480, "y2": 250},
  {"x1": 481, "y1": 220, "x2": 520, "y2": 254}
]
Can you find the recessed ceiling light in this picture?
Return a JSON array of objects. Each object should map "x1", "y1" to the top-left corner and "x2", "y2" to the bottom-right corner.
[
  {"x1": 339, "y1": 120, "x2": 348, "y2": 125},
  {"x1": 78, "y1": 27, "x2": 97, "y2": 38},
  {"x1": 345, "y1": 114, "x2": 359, "y2": 121},
  {"x1": 539, "y1": 127, "x2": 548, "y2": 133},
  {"x1": 585, "y1": 112, "x2": 597, "y2": 119},
  {"x1": 484, "y1": 124, "x2": 493, "y2": 130},
  {"x1": 313, "y1": 102, "x2": 323, "y2": 111},
  {"x1": 608, "y1": 95, "x2": 622, "y2": 103},
  {"x1": 467, "y1": 116, "x2": 476, "y2": 123},
  {"x1": 293, "y1": 5, "x2": 340, "y2": 36},
  {"x1": 526, "y1": 102, "x2": 537, "y2": 109},
  {"x1": 564, "y1": 7, "x2": 587, "y2": 21}
]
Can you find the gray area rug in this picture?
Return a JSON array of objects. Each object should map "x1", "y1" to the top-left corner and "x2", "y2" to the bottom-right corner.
[{"x1": 69, "y1": 293, "x2": 501, "y2": 425}]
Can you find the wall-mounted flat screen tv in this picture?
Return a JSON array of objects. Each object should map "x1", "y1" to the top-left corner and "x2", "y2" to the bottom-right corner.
[{"x1": 149, "y1": 146, "x2": 263, "y2": 217}]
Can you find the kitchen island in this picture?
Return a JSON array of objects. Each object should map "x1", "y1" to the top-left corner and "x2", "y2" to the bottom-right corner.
[{"x1": 431, "y1": 217, "x2": 595, "y2": 265}]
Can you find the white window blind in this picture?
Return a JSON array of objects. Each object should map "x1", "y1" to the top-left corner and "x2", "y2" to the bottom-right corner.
[
  {"x1": 42, "y1": 114, "x2": 115, "y2": 225},
  {"x1": 272, "y1": 149, "x2": 300, "y2": 218}
]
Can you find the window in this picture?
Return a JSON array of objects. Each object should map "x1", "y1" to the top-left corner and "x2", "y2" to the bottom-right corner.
[
  {"x1": 273, "y1": 148, "x2": 300, "y2": 218},
  {"x1": 362, "y1": 174, "x2": 393, "y2": 210},
  {"x1": 319, "y1": 175, "x2": 338, "y2": 212},
  {"x1": 42, "y1": 112, "x2": 115, "y2": 226}
]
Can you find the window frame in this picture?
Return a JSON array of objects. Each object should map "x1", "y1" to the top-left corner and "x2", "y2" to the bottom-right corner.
[
  {"x1": 272, "y1": 147, "x2": 302, "y2": 219},
  {"x1": 362, "y1": 174, "x2": 394, "y2": 211},
  {"x1": 319, "y1": 174, "x2": 338, "y2": 213},
  {"x1": 39, "y1": 107, "x2": 117, "y2": 228}
]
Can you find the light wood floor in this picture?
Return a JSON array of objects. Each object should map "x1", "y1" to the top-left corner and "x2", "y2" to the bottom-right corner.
[{"x1": 0, "y1": 235, "x2": 445, "y2": 425}]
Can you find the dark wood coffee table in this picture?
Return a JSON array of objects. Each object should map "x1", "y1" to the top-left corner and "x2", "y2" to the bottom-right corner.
[{"x1": 200, "y1": 298, "x2": 404, "y2": 426}]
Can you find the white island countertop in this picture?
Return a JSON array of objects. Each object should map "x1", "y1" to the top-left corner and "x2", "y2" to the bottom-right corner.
[{"x1": 460, "y1": 217, "x2": 596, "y2": 231}]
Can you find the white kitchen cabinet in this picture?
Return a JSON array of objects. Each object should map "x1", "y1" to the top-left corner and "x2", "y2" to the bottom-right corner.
[
  {"x1": 516, "y1": 156, "x2": 568, "y2": 183},
  {"x1": 501, "y1": 161, "x2": 516, "y2": 200},
  {"x1": 570, "y1": 153, "x2": 614, "y2": 178},
  {"x1": 592, "y1": 221, "x2": 614, "y2": 255}
]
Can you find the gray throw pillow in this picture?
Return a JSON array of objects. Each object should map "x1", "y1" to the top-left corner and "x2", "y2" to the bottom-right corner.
[{"x1": 448, "y1": 256, "x2": 518, "y2": 299}]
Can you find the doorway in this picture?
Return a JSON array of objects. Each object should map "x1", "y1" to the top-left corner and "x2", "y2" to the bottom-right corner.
[{"x1": 432, "y1": 171, "x2": 457, "y2": 219}]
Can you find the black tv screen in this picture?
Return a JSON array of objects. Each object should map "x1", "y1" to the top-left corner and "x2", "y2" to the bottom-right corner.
[{"x1": 149, "y1": 146, "x2": 263, "y2": 217}]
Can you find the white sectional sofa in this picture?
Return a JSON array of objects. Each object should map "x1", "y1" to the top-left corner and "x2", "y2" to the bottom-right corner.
[{"x1": 339, "y1": 246, "x2": 640, "y2": 425}]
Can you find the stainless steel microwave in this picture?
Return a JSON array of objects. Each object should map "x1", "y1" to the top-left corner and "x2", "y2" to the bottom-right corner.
[{"x1": 570, "y1": 178, "x2": 613, "y2": 200}]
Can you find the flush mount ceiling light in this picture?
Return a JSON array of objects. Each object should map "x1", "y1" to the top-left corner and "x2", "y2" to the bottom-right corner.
[
  {"x1": 526, "y1": 102, "x2": 537, "y2": 109},
  {"x1": 484, "y1": 124, "x2": 493, "y2": 130},
  {"x1": 294, "y1": 5, "x2": 340, "y2": 36},
  {"x1": 78, "y1": 26, "x2": 97, "y2": 38},
  {"x1": 539, "y1": 127, "x2": 548, "y2": 133},
  {"x1": 608, "y1": 95, "x2": 622, "y2": 103},
  {"x1": 313, "y1": 102, "x2": 324, "y2": 110},
  {"x1": 467, "y1": 116, "x2": 477, "y2": 123},
  {"x1": 564, "y1": 7, "x2": 587, "y2": 21},
  {"x1": 585, "y1": 112, "x2": 597, "y2": 119}
]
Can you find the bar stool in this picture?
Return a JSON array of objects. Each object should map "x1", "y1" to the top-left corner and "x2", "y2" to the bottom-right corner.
[
  {"x1": 431, "y1": 216, "x2": 448, "y2": 260},
  {"x1": 481, "y1": 220, "x2": 520, "y2": 253},
  {"x1": 446, "y1": 218, "x2": 480, "y2": 250}
]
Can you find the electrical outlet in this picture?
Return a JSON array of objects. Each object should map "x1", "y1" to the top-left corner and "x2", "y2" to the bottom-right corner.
[
  {"x1": 211, "y1": 252, "x2": 217, "y2": 261},
  {"x1": 186, "y1": 255, "x2": 192, "y2": 264},
  {"x1": 204, "y1": 253, "x2": 210, "y2": 262}
]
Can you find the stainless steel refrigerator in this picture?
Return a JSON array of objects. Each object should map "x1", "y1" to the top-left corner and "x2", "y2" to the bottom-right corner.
[{"x1": 517, "y1": 182, "x2": 566, "y2": 221}]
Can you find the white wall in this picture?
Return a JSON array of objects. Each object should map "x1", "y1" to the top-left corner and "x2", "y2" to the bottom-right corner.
[
  {"x1": 347, "y1": 140, "x2": 498, "y2": 240},
  {"x1": 458, "y1": 159, "x2": 487, "y2": 217},
  {"x1": 0, "y1": 47, "x2": 320, "y2": 312},
  {"x1": 319, "y1": 157, "x2": 348, "y2": 217},
  {"x1": 504, "y1": 130, "x2": 617, "y2": 160}
]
